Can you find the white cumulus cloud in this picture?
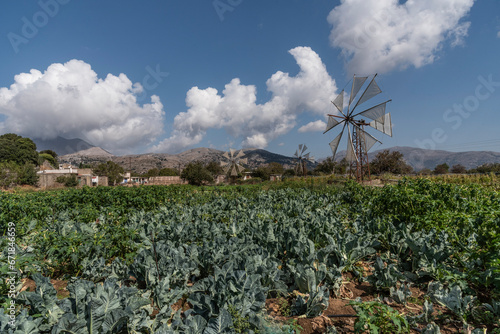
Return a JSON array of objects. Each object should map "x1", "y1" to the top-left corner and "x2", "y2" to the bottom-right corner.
[
  {"x1": 298, "y1": 120, "x2": 327, "y2": 133},
  {"x1": 497, "y1": 31, "x2": 500, "y2": 38},
  {"x1": 153, "y1": 47, "x2": 337, "y2": 153},
  {"x1": 328, "y1": 0, "x2": 475, "y2": 74},
  {"x1": 0, "y1": 60, "x2": 165, "y2": 153}
]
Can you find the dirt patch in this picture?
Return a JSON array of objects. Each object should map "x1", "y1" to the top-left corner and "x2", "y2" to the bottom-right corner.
[
  {"x1": 21, "y1": 278, "x2": 69, "y2": 299},
  {"x1": 171, "y1": 297, "x2": 191, "y2": 313}
]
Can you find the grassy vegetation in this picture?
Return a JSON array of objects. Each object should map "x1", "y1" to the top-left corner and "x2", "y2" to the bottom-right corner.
[{"x1": 1, "y1": 177, "x2": 499, "y2": 333}]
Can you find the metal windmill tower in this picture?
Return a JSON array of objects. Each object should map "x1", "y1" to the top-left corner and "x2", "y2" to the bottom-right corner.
[
  {"x1": 294, "y1": 144, "x2": 314, "y2": 176},
  {"x1": 324, "y1": 74, "x2": 392, "y2": 182},
  {"x1": 220, "y1": 149, "x2": 248, "y2": 181}
]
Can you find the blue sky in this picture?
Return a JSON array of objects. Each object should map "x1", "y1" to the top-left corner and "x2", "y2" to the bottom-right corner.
[{"x1": 0, "y1": 0, "x2": 499, "y2": 158}]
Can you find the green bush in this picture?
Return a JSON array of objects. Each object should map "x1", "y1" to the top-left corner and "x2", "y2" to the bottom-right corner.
[{"x1": 56, "y1": 175, "x2": 79, "y2": 187}]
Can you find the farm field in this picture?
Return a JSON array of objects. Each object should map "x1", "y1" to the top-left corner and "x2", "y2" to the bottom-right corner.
[{"x1": 0, "y1": 178, "x2": 499, "y2": 333}]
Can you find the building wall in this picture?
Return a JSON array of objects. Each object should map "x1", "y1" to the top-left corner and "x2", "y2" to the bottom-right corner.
[
  {"x1": 38, "y1": 173, "x2": 108, "y2": 189},
  {"x1": 147, "y1": 176, "x2": 187, "y2": 185}
]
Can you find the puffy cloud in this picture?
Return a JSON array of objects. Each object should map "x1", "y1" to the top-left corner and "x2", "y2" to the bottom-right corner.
[
  {"x1": 0, "y1": 60, "x2": 164, "y2": 153},
  {"x1": 328, "y1": 0, "x2": 475, "y2": 74},
  {"x1": 153, "y1": 47, "x2": 337, "y2": 153},
  {"x1": 298, "y1": 120, "x2": 327, "y2": 133},
  {"x1": 497, "y1": 31, "x2": 500, "y2": 38}
]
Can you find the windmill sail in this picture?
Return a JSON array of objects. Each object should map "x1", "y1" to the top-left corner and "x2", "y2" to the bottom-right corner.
[
  {"x1": 332, "y1": 90, "x2": 344, "y2": 113},
  {"x1": 353, "y1": 76, "x2": 382, "y2": 110},
  {"x1": 324, "y1": 116, "x2": 341, "y2": 134},
  {"x1": 369, "y1": 113, "x2": 392, "y2": 136},
  {"x1": 329, "y1": 130, "x2": 343, "y2": 160},
  {"x1": 358, "y1": 126, "x2": 380, "y2": 152},
  {"x1": 358, "y1": 101, "x2": 389, "y2": 120},
  {"x1": 349, "y1": 76, "x2": 368, "y2": 106},
  {"x1": 346, "y1": 126, "x2": 358, "y2": 163}
]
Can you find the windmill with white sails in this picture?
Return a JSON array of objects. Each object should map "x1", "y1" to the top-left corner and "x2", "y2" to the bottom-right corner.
[
  {"x1": 293, "y1": 144, "x2": 314, "y2": 176},
  {"x1": 220, "y1": 149, "x2": 247, "y2": 182},
  {"x1": 324, "y1": 74, "x2": 392, "y2": 182}
]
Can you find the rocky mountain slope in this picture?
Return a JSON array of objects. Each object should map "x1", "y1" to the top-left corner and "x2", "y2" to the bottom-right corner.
[{"x1": 57, "y1": 145, "x2": 500, "y2": 174}]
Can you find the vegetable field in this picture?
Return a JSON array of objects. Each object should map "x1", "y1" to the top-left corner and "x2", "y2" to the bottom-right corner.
[{"x1": 1, "y1": 179, "x2": 499, "y2": 333}]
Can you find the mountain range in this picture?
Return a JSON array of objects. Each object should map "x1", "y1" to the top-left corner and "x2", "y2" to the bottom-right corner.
[{"x1": 36, "y1": 136, "x2": 500, "y2": 173}]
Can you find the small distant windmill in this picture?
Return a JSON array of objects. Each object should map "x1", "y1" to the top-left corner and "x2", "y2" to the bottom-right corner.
[
  {"x1": 220, "y1": 149, "x2": 248, "y2": 181},
  {"x1": 324, "y1": 74, "x2": 392, "y2": 182},
  {"x1": 294, "y1": 144, "x2": 314, "y2": 176}
]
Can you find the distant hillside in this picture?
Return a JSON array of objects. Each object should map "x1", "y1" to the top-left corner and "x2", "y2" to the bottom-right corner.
[
  {"x1": 373, "y1": 147, "x2": 500, "y2": 171},
  {"x1": 59, "y1": 147, "x2": 314, "y2": 174},
  {"x1": 33, "y1": 136, "x2": 95, "y2": 155},
  {"x1": 335, "y1": 146, "x2": 500, "y2": 170},
  {"x1": 59, "y1": 145, "x2": 500, "y2": 174}
]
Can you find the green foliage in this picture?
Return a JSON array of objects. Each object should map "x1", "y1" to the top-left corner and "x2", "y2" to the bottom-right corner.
[
  {"x1": 0, "y1": 133, "x2": 39, "y2": 166},
  {"x1": 349, "y1": 299, "x2": 410, "y2": 334},
  {"x1": 450, "y1": 164, "x2": 466, "y2": 174},
  {"x1": 40, "y1": 149, "x2": 58, "y2": 159},
  {"x1": 0, "y1": 162, "x2": 38, "y2": 187},
  {"x1": 181, "y1": 161, "x2": 214, "y2": 185},
  {"x1": 228, "y1": 304, "x2": 253, "y2": 333},
  {"x1": 0, "y1": 161, "x2": 18, "y2": 188},
  {"x1": 468, "y1": 163, "x2": 500, "y2": 174},
  {"x1": 144, "y1": 167, "x2": 160, "y2": 177},
  {"x1": 38, "y1": 153, "x2": 58, "y2": 169},
  {"x1": 368, "y1": 257, "x2": 405, "y2": 291},
  {"x1": 253, "y1": 162, "x2": 285, "y2": 180},
  {"x1": 56, "y1": 175, "x2": 78, "y2": 187},
  {"x1": 278, "y1": 297, "x2": 291, "y2": 317},
  {"x1": 434, "y1": 163, "x2": 449, "y2": 175},
  {"x1": 144, "y1": 167, "x2": 179, "y2": 177},
  {"x1": 205, "y1": 161, "x2": 223, "y2": 176},
  {"x1": 370, "y1": 150, "x2": 413, "y2": 175},
  {"x1": 93, "y1": 161, "x2": 124, "y2": 185},
  {"x1": 159, "y1": 167, "x2": 180, "y2": 176},
  {"x1": 314, "y1": 157, "x2": 348, "y2": 175},
  {"x1": 1, "y1": 178, "x2": 499, "y2": 332}
]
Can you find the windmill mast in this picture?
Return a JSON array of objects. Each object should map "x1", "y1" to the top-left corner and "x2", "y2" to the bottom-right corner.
[
  {"x1": 352, "y1": 121, "x2": 371, "y2": 182},
  {"x1": 324, "y1": 73, "x2": 392, "y2": 183}
]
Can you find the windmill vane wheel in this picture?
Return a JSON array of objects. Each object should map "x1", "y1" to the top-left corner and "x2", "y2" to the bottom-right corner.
[
  {"x1": 220, "y1": 149, "x2": 248, "y2": 177},
  {"x1": 324, "y1": 73, "x2": 393, "y2": 182},
  {"x1": 294, "y1": 144, "x2": 314, "y2": 177}
]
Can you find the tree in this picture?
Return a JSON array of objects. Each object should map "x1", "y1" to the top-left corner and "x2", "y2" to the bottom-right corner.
[
  {"x1": 93, "y1": 161, "x2": 125, "y2": 185},
  {"x1": 370, "y1": 150, "x2": 413, "y2": 175},
  {"x1": 433, "y1": 163, "x2": 449, "y2": 175},
  {"x1": 314, "y1": 157, "x2": 348, "y2": 175},
  {"x1": 314, "y1": 157, "x2": 335, "y2": 175},
  {"x1": 159, "y1": 167, "x2": 179, "y2": 176},
  {"x1": 252, "y1": 162, "x2": 284, "y2": 180},
  {"x1": 40, "y1": 150, "x2": 58, "y2": 159},
  {"x1": 38, "y1": 153, "x2": 58, "y2": 169},
  {"x1": 267, "y1": 162, "x2": 284, "y2": 175},
  {"x1": 0, "y1": 134, "x2": 39, "y2": 187},
  {"x1": 181, "y1": 161, "x2": 213, "y2": 186},
  {"x1": 205, "y1": 161, "x2": 223, "y2": 176},
  {"x1": 0, "y1": 162, "x2": 19, "y2": 188},
  {"x1": 418, "y1": 168, "x2": 432, "y2": 175},
  {"x1": 468, "y1": 163, "x2": 500, "y2": 174},
  {"x1": 145, "y1": 168, "x2": 160, "y2": 177},
  {"x1": 450, "y1": 164, "x2": 466, "y2": 174},
  {"x1": 0, "y1": 133, "x2": 39, "y2": 165},
  {"x1": 56, "y1": 175, "x2": 78, "y2": 187}
]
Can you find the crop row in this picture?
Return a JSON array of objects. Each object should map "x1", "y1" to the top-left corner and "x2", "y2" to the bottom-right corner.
[{"x1": 0, "y1": 179, "x2": 499, "y2": 333}]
